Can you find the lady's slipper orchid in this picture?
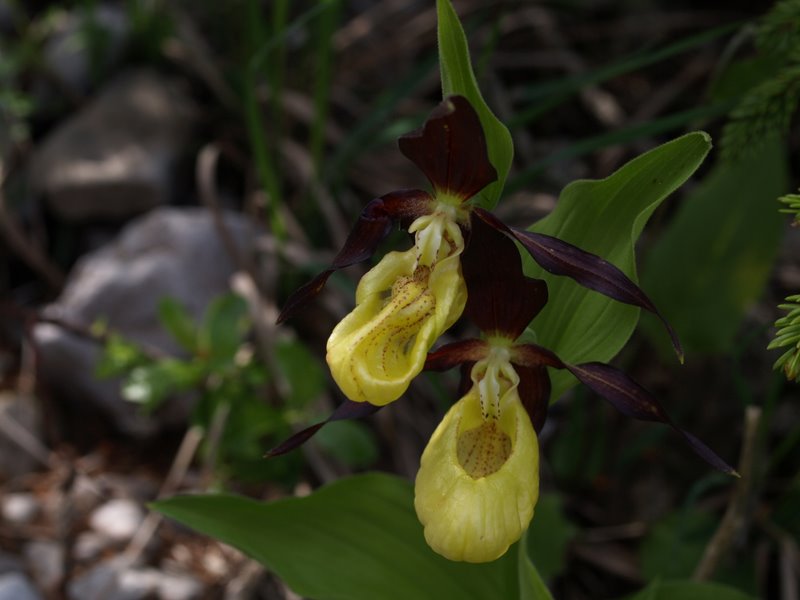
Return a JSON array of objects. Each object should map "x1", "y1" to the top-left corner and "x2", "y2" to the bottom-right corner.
[
  {"x1": 278, "y1": 95, "x2": 684, "y2": 409},
  {"x1": 271, "y1": 216, "x2": 736, "y2": 564},
  {"x1": 278, "y1": 96, "x2": 496, "y2": 405}
]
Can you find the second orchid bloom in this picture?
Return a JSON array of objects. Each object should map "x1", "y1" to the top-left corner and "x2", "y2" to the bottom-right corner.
[{"x1": 275, "y1": 96, "x2": 735, "y2": 563}]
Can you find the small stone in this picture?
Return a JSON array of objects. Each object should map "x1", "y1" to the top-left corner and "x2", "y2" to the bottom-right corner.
[
  {"x1": 0, "y1": 573, "x2": 42, "y2": 600},
  {"x1": 66, "y1": 558, "x2": 121, "y2": 600},
  {"x1": 23, "y1": 541, "x2": 63, "y2": 591},
  {"x1": 2, "y1": 494, "x2": 39, "y2": 525},
  {"x1": 154, "y1": 571, "x2": 203, "y2": 600},
  {"x1": 72, "y1": 532, "x2": 109, "y2": 563},
  {"x1": 89, "y1": 499, "x2": 145, "y2": 542},
  {"x1": 68, "y1": 559, "x2": 204, "y2": 600}
]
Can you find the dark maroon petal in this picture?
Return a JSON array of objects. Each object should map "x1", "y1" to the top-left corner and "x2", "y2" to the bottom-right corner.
[
  {"x1": 473, "y1": 208, "x2": 683, "y2": 362},
  {"x1": 398, "y1": 96, "x2": 497, "y2": 200},
  {"x1": 516, "y1": 365, "x2": 550, "y2": 434},
  {"x1": 510, "y1": 343, "x2": 565, "y2": 369},
  {"x1": 566, "y1": 362, "x2": 738, "y2": 476},
  {"x1": 425, "y1": 339, "x2": 489, "y2": 371},
  {"x1": 461, "y1": 213, "x2": 548, "y2": 338},
  {"x1": 265, "y1": 400, "x2": 381, "y2": 458},
  {"x1": 277, "y1": 190, "x2": 434, "y2": 323}
]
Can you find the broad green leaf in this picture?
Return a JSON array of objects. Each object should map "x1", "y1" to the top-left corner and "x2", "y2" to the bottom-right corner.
[
  {"x1": 526, "y1": 493, "x2": 578, "y2": 580},
  {"x1": 158, "y1": 297, "x2": 197, "y2": 352},
  {"x1": 201, "y1": 293, "x2": 250, "y2": 363},
  {"x1": 626, "y1": 579, "x2": 755, "y2": 600},
  {"x1": 518, "y1": 528, "x2": 555, "y2": 600},
  {"x1": 154, "y1": 473, "x2": 518, "y2": 600},
  {"x1": 641, "y1": 140, "x2": 787, "y2": 356},
  {"x1": 640, "y1": 509, "x2": 717, "y2": 581},
  {"x1": 437, "y1": 0, "x2": 513, "y2": 209},
  {"x1": 274, "y1": 339, "x2": 326, "y2": 408},
  {"x1": 315, "y1": 420, "x2": 379, "y2": 469},
  {"x1": 641, "y1": 508, "x2": 758, "y2": 594},
  {"x1": 526, "y1": 133, "x2": 712, "y2": 401}
]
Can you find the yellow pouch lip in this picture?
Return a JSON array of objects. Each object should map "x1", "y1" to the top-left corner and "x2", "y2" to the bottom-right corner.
[
  {"x1": 414, "y1": 380, "x2": 539, "y2": 563},
  {"x1": 326, "y1": 221, "x2": 467, "y2": 406}
]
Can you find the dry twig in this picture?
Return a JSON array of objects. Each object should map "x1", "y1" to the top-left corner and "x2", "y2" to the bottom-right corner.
[{"x1": 693, "y1": 406, "x2": 761, "y2": 581}]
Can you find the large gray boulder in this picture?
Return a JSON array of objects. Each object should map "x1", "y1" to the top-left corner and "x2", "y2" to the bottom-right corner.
[
  {"x1": 30, "y1": 70, "x2": 195, "y2": 221},
  {"x1": 33, "y1": 208, "x2": 256, "y2": 438}
]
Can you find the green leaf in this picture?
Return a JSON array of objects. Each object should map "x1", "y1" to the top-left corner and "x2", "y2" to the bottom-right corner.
[
  {"x1": 95, "y1": 333, "x2": 147, "y2": 378},
  {"x1": 525, "y1": 494, "x2": 578, "y2": 580},
  {"x1": 121, "y1": 359, "x2": 202, "y2": 411},
  {"x1": 641, "y1": 140, "x2": 787, "y2": 356},
  {"x1": 158, "y1": 297, "x2": 197, "y2": 352},
  {"x1": 154, "y1": 473, "x2": 518, "y2": 600},
  {"x1": 626, "y1": 579, "x2": 755, "y2": 600},
  {"x1": 526, "y1": 133, "x2": 712, "y2": 400},
  {"x1": 315, "y1": 420, "x2": 379, "y2": 469},
  {"x1": 274, "y1": 339, "x2": 326, "y2": 408},
  {"x1": 200, "y1": 293, "x2": 250, "y2": 363},
  {"x1": 640, "y1": 509, "x2": 717, "y2": 580},
  {"x1": 518, "y1": 528, "x2": 556, "y2": 600},
  {"x1": 437, "y1": 0, "x2": 513, "y2": 209}
]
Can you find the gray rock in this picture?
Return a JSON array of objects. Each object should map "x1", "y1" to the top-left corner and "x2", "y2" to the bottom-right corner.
[
  {"x1": 1, "y1": 493, "x2": 39, "y2": 525},
  {"x1": 0, "y1": 573, "x2": 42, "y2": 600},
  {"x1": 0, "y1": 552, "x2": 24, "y2": 575},
  {"x1": 30, "y1": 70, "x2": 195, "y2": 221},
  {"x1": 23, "y1": 541, "x2": 63, "y2": 592},
  {"x1": 89, "y1": 498, "x2": 144, "y2": 541},
  {"x1": 43, "y1": 6, "x2": 129, "y2": 94},
  {"x1": 33, "y1": 208, "x2": 256, "y2": 438}
]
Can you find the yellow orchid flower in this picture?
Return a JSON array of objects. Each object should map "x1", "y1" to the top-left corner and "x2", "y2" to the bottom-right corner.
[
  {"x1": 415, "y1": 345, "x2": 539, "y2": 563},
  {"x1": 327, "y1": 211, "x2": 467, "y2": 405}
]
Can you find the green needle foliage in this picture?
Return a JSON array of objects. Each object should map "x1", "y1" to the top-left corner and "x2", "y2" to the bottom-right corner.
[
  {"x1": 721, "y1": 0, "x2": 800, "y2": 161},
  {"x1": 770, "y1": 294, "x2": 800, "y2": 382},
  {"x1": 768, "y1": 192, "x2": 800, "y2": 382}
]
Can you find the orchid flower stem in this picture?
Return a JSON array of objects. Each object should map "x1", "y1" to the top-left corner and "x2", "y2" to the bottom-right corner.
[
  {"x1": 693, "y1": 406, "x2": 762, "y2": 581},
  {"x1": 202, "y1": 401, "x2": 232, "y2": 487}
]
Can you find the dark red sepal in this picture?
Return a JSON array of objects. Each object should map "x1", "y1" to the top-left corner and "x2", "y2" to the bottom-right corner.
[
  {"x1": 516, "y1": 365, "x2": 550, "y2": 434},
  {"x1": 565, "y1": 362, "x2": 738, "y2": 476},
  {"x1": 398, "y1": 96, "x2": 497, "y2": 200},
  {"x1": 510, "y1": 343, "x2": 564, "y2": 369},
  {"x1": 462, "y1": 213, "x2": 548, "y2": 339},
  {"x1": 277, "y1": 189, "x2": 433, "y2": 323},
  {"x1": 425, "y1": 339, "x2": 489, "y2": 371},
  {"x1": 472, "y1": 208, "x2": 683, "y2": 362},
  {"x1": 265, "y1": 399, "x2": 381, "y2": 458}
]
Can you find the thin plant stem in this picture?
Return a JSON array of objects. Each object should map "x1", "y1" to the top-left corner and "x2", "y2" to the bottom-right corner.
[{"x1": 693, "y1": 406, "x2": 761, "y2": 581}]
